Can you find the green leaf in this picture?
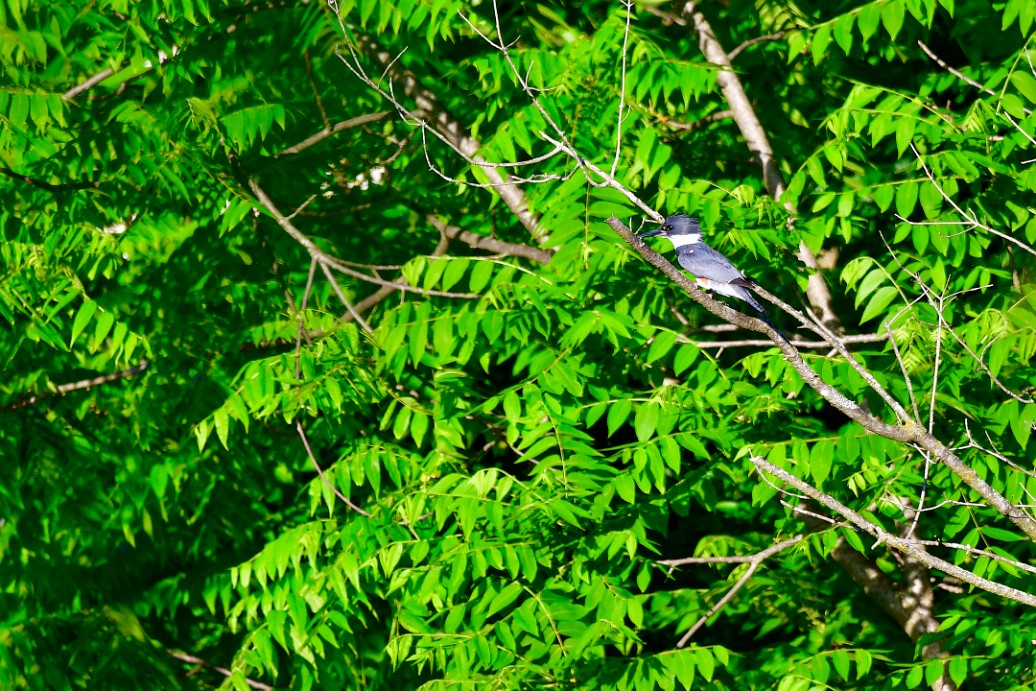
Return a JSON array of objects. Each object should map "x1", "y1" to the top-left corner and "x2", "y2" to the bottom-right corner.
[
  {"x1": 810, "y1": 441, "x2": 834, "y2": 485},
  {"x1": 634, "y1": 402, "x2": 658, "y2": 442},
  {"x1": 895, "y1": 182, "x2": 919, "y2": 218},
  {"x1": 487, "y1": 582, "x2": 523, "y2": 617},
  {"x1": 70, "y1": 299, "x2": 98, "y2": 348},
  {"x1": 1010, "y1": 71, "x2": 1036, "y2": 104},
  {"x1": 833, "y1": 13, "x2": 854, "y2": 55},
  {"x1": 214, "y1": 408, "x2": 229, "y2": 449},
  {"x1": 469, "y1": 261, "x2": 494, "y2": 293},
  {"x1": 646, "y1": 330, "x2": 678, "y2": 363},
  {"x1": 696, "y1": 648, "x2": 715, "y2": 681},
  {"x1": 441, "y1": 258, "x2": 468, "y2": 291},
  {"x1": 607, "y1": 399, "x2": 632, "y2": 436},
  {"x1": 857, "y1": 3, "x2": 882, "y2": 41},
  {"x1": 881, "y1": 0, "x2": 905, "y2": 39},
  {"x1": 811, "y1": 24, "x2": 832, "y2": 64},
  {"x1": 860, "y1": 286, "x2": 899, "y2": 322},
  {"x1": 93, "y1": 310, "x2": 115, "y2": 345},
  {"x1": 393, "y1": 405, "x2": 413, "y2": 440}
]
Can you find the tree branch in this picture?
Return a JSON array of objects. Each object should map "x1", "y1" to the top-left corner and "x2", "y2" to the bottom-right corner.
[
  {"x1": 275, "y1": 111, "x2": 391, "y2": 157},
  {"x1": 426, "y1": 216, "x2": 553, "y2": 264},
  {"x1": 2, "y1": 361, "x2": 150, "y2": 412},
  {"x1": 64, "y1": 67, "x2": 117, "y2": 100},
  {"x1": 248, "y1": 177, "x2": 477, "y2": 299},
  {"x1": 166, "y1": 649, "x2": 273, "y2": 690},
  {"x1": 672, "y1": 535, "x2": 805, "y2": 647},
  {"x1": 692, "y1": 333, "x2": 887, "y2": 350},
  {"x1": 338, "y1": 32, "x2": 542, "y2": 241},
  {"x1": 728, "y1": 31, "x2": 787, "y2": 62},
  {"x1": 753, "y1": 457, "x2": 1036, "y2": 607}
]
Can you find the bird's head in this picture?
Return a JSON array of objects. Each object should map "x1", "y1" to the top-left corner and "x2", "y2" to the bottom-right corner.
[{"x1": 637, "y1": 213, "x2": 702, "y2": 248}]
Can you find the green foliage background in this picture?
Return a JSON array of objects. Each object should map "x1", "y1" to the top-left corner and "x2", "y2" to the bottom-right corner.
[{"x1": 2, "y1": 0, "x2": 1035, "y2": 688}]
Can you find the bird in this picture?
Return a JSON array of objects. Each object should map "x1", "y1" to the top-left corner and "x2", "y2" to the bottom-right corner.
[{"x1": 638, "y1": 213, "x2": 785, "y2": 339}]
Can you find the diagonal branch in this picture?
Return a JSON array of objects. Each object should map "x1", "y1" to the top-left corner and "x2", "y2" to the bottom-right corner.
[
  {"x1": 275, "y1": 111, "x2": 391, "y2": 157},
  {"x1": 166, "y1": 649, "x2": 273, "y2": 691},
  {"x1": 427, "y1": 216, "x2": 553, "y2": 264},
  {"x1": 336, "y1": 31, "x2": 543, "y2": 241},
  {"x1": 753, "y1": 457, "x2": 1036, "y2": 607},
  {"x1": 248, "y1": 177, "x2": 477, "y2": 299},
  {"x1": 2, "y1": 361, "x2": 150, "y2": 412},
  {"x1": 667, "y1": 534, "x2": 803, "y2": 650}
]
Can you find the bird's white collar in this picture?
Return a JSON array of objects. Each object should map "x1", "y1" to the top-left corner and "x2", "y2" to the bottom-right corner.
[{"x1": 667, "y1": 234, "x2": 702, "y2": 248}]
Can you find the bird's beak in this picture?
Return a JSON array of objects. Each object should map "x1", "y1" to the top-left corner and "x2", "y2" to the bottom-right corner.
[{"x1": 637, "y1": 227, "x2": 665, "y2": 239}]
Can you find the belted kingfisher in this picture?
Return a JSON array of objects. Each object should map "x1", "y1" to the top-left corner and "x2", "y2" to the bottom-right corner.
[{"x1": 639, "y1": 214, "x2": 783, "y2": 336}]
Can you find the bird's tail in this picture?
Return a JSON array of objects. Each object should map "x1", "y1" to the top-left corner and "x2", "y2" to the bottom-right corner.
[
  {"x1": 755, "y1": 309, "x2": 789, "y2": 343},
  {"x1": 739, "y1": 284, "x2": 788, "y2": 343}
]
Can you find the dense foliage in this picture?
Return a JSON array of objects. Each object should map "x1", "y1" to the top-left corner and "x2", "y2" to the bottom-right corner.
[{"x1": 2, "y1": 0, "x2": 1035, "y2": 689}]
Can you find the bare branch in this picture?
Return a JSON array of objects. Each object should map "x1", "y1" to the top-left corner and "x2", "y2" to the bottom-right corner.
[
  {"x1": 753, "y1": 457, "x2": 1036, "y2": 607},
  {"x1": 427, "y1": 216, "x2": 553, "y2": 264},
  {"x1": 728, "y1": 31, "x2": 787, "y2": 62},
  {"x1": 667, "y1": 535, "x2": 804, "y2": 646},
  {"x1": 692, "y1": 333, "x2": 887, "y2": 349},
  {"x1": 334, "y1": 31, "x2": 543, "y2": 241},
  {"x1": 659, "y1": 534, "x2": 803, "y2": 566},
  {"x1": 544, "y1": 133, "x2": 661, "y2": 221},
  {"x1": 749, "y1": 281, "x2": 914, "y2": 424},
  {"x1": 248, "y1": 177, "x2": 477, "y2": 299},
  {"x1": 3, "y1": 361, "x2": 150, "y2": 412},
  {"x1": 908, "y1": 143, "x2": 1036, "y2": 257},
  {"x1": 665, "y1": 109, "x2": 734, "y2": 134},
  {"x1": 297, "y1": 421, "x2": 372, "y2": 517},
  {"x1": 275, "y1": 112, "x2": 391, "y2": 157},
  {"x1": 609, "y1": 1, "x2": 634, "y2": 179},
  {"x1": 917, "y1": 40, "x2": 1000, "y2": 100},
  {"x1": 321, "y1": 261, "x2": 374, "y2": 334},
  {"x1": 64, "y1": 67, "x2": 116, "y2": 100},
  {"x1": 166, "y1": 649, "x2": 273, "y2": 691}
]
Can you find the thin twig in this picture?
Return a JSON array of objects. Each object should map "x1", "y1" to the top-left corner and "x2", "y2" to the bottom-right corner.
[
  {"x1": 248, "y1": 177, "x2": 477, "y2": 299},
  {"x1": 294, "y1": 258, "x2": 319, "y2": 372},
  {"x1": 166, "y1": 649, "x2": 273, "y2": 691},
  {"x1": 671, "y1": 535, "x2": 804, "y2": 646},
  {"x1": 908, "y1": 143, "x2": 1036, "y2": 257},
  {"x1": 64, "y1": 67, "x2": 116, "y2": 100},
  {"x1": 275, "y1": 112, "x2": 390, "y2": 157},
  {"x1": 297, "y1": 421, "x2": 372, "y2": 517},
  {"x1": 917, "y1": 40, "x2": 999, "y2": 99},
  {"x1": 609, "y1": 1, "x2": 634, "y2": 179},
  {"x1": 427, "y1": 216, "x2": 553, "y2": 264},
  {"x1": 665, "y1": 109, "x2": 734, "y2": 133},
  {"x1": 728, "y1": 31, "x2": 787, "y2": 61},
  {"x1": 321, "y1": 261, "x2": 374, "y2": 334},
  {"x1": 3, "y1": 361, "x2": 150, "y2": 412}
]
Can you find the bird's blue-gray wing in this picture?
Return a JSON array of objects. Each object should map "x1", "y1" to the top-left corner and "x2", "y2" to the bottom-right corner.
[
  {"x1": 676, "y1": 244, "x2": 764, "y2": 312},
  {"x1": 675, "y1": 244, "x2": 749, "y2": 283}
]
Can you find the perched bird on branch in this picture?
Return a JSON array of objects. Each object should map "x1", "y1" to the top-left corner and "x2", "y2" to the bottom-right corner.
[{"x1": 639, "y1": 213, "x2": 784, "y2": 338}]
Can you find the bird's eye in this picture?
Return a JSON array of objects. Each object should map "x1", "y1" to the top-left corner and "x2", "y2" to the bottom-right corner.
[{"x1": 663, "y1": 225, "x2": 670, "y2": 231}]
